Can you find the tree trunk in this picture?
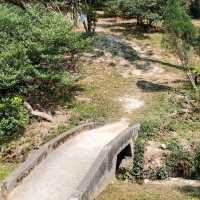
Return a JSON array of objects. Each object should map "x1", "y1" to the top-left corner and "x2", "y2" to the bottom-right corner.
[
  {"x1": 194, "y1": 0, "x2": 200, "y2": 18},
  {"x1": 24, "y1": 102, "x2": 53, "y2": 122}
]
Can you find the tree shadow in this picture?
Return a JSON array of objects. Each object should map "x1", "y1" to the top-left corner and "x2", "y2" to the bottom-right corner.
[
  {"x1": 136, "y1": 80, "x2": 171, "y2": 92},
  {"x1": 93, "y1": 34, "x2": 139, "y2": 62},
  {"x1": 94, "y1": 32, "x2": 181, "y2": 71},
  {"x1": 177, "y1": 185, "x2": 200, "y2": 199},
  {"x1": 135, "y1": 61, "x2": 152, "y2": 71},
  {"x1": 97, "y1": 21, "x2": 159, "y2": 40},
  {"x1": 96, "y1": 18, "x2": 183, "y2": 70},
  {"x1": 26, "y1": 84, "x2": 84, "y2": 114},
  {"x1": 140, "y1": 57, "x2": 182, "y2": 70}
]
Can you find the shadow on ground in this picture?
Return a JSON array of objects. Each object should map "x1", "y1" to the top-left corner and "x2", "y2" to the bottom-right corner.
[
  {"x1": 136, "y1": 80, "x2": 171, "y2": 92},
  {"x1": 94, "y1": 31, "x2": 181, "y2": 71},
  {"x1": 177, "y1": 185, "x2": 200, "y2": 199},
  {"x1": 97, "y1": 21, "x2": 158, "y2": 40}
]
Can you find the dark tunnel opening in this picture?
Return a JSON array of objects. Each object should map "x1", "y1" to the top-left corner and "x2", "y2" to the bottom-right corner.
[{"x1": 116, "y1": 144, "x2": 132, "y2": 174}]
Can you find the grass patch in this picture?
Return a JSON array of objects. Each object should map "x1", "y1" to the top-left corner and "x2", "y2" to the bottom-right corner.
[
  {"x1": 0, "y1": 162, "x2": 17, "y2": 182},
  {"x1": 42, "y1": 124, "x2": 72, "y2": 144},
  {"x1": 98, "y1": 180, "x2": 199, "y2": 200}
]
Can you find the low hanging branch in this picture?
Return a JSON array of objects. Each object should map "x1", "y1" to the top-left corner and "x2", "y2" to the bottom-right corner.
[{"x1": 24, "y1": 101, "x2": 53, "y2": 122}]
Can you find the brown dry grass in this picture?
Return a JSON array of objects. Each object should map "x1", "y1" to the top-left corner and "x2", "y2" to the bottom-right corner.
[{"x1": 98, "y1": 179, "x2": 200, "y2": 200}]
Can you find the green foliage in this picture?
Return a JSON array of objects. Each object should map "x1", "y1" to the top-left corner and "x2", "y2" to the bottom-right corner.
[
  {"x1": 162, "y1": 0, "x2": 197, "y2": 67},
  {"x1": 165, "y1": 142, "x2": 200, "y2": 179},
  {"x1": 103, "y1": 0, "x2": 121, "y2": 17},
  {"x1": 117, "y1": 136, "x2": 145, "y2": 182},
  {"x1": 165, "y1": 147, "x2": 194, "y2": 178},
  {"x1": 191, "y1": 65, "x2": 200, "y2": 75},
  {"x1": 117, "y1": 168, "x2": 134, "y2": 181},
  {"x1": 150, "y1": 167, "x2": 168, "y2": 180},
  {"x1": 166, "y1": 139, "x2": 182, "y2": 152},
  {"x1": 132, "y1": 136, "x2": 145, "y2": 181},
  {"x1": 121, "y1": 0, "x2": 165, "y2": 25},
  {"x1": 0, "y1": 96, "x2": 29, "y2": 140},
  {"x1": 0, "y1": 162, "x2": 17, "y2": 181},
  {"x1": 194, "y1": 143, "x2": 200, "y2": 178},
  {"x1": 140, "y1": 120, "x2": 158, "y2": 139},
  {"x1": 104, "y1": 0, "x2": 166, "y2": 26},
  {"x1": 66, "y1": 101, "x2": 105, "y2": 126},
  {"x1": 0, "y1": 4, "x2": 86, "y2": 96}
]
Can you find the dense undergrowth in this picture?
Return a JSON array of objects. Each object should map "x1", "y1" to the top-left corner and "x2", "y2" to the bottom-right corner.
[{"x1": 0, "y1": 3, "x2": 87, "y2": 143}]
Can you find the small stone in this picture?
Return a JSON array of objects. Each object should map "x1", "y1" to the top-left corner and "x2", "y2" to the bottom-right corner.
[
  {"x1": 181, "y1": 108, "x2": 190, "y2": 113},
  {"x1": 160, "y1": 144, "x2": 167, "y2": 150}
]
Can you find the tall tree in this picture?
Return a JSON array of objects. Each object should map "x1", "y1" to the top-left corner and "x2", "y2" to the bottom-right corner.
[
  {"x1": 162, "y1": 0, "x2": 198, "y2": 88},
  {"x1": 193, "y1": 0, "x2": 200, "y2": 18}
]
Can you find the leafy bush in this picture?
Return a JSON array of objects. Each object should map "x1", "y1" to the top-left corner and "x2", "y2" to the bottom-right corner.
[
  {"x1": 166, "y1": 139, "x2": 182, "y2": 152},
  {"x1": 117, "y1": 168, "x2": 134, "y2": 181},
  {"x1": 194, "y1": 143, "x2": 200, "y2": 178},
  {"x1": 0, "y1": 4, "x2": 86, "y2": 97},
  {"x1": 121, "y1": 0, "x2": 166, "y2": 25},
  {"x1": 104, "y1": 0, "x2": 166, "y2": 26},
  {"x1": 140, "y1": 120, "x2": 158, "y2": 139},
  {"x1": 103, "y1": 0, "x2": 121, "y2": 17},
  {"x1": 132, "y1": 136, "x2": 145, "y2": 181},
  {"x1": 162, "y1": 0, "x2": 197, "y2": 68},
  {"x1": 150, "y1": 167, "x2": 168, "y2": 180},
  {"x1": 0, "y1": 96, "x2": 29, "y2": 141},
  {"x1": 165, "y1": 147, "x2": 194, "y2": 178}
]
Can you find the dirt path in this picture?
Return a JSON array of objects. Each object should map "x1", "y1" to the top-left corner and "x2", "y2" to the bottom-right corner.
[{"x1": 80, "y1": 17, "x2": 184, "y2": 122}]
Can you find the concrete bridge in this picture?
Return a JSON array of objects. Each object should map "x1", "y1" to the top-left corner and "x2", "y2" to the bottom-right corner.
[{"x1": 0, "y1": 121, "x2": 140, "y2": 200}]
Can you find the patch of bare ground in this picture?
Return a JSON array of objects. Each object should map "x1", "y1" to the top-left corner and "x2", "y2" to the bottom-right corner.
[
  {"x1": 144, "y1": 141, "x2": 168, "y2": 174},
  {"x1": 1, "y1": 110, "x2": 68, "y2": 163},
  {"x1": 193, "y1": 19, "x2": 200, "y2": 28}
]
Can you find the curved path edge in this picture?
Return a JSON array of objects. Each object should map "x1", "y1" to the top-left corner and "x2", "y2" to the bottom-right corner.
[
  {"x1": 70, "y1": 123, "x2": 140, "y2": 200},
  {"x1": 0, "y1": 122, "x2": 104, "y2": 198}
]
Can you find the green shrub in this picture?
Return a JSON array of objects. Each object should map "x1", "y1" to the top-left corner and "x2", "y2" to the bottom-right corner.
[
  {"x1": 162, "y1": 0, "x2": 197, "y2": 72},
  {"x1": 150, "y1": 167, "x2": 168, "y2": 180},
  {"x1": 103, "y1": 0, "x2": 121, "y2": 17},
  {"x1": 132, "y1": 137, "x2": 145, "y2": 181},
  {"x1": 165, "y1": 148, "x2": 194, "y2": 178},
  {"x1": 166, "y1": 139, "x2": 182, "y2": 152},
  {"x1": 0, "y1": 4, "x2": 86, "y2": 96},
  {"x1": 140, "y1": 120, "x2": 158, "y2": 139},
  {"x1": 194, "y1": 143, "x2": 200, "y2": 178},
  {"x1": 0, "y1": 96, "x2": 29, "y2": 141},
  {"x1": 117, "y1": 168, "x2": 134, "y2": 181}
]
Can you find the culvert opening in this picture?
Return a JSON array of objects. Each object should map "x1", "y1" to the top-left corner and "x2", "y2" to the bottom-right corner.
[{"x1": 116, "y1": 144, "x2": 132, "y2": 174}]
